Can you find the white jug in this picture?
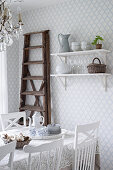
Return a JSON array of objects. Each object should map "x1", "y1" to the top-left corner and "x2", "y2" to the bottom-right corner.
[
  {"x1": 58, "y1": 33, "x2": 70, "y2": 53},
  {"x1": 28, "y1": 112, "x2": 44, "y2": 129}
]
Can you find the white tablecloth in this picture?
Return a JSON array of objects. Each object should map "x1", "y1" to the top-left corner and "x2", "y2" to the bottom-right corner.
[
  {"x1": 0, "y1": 128, "x2": 100, "y2": 170},
  {"x1": 0, "y1": 128, "x2": 74, "y2": 170}
]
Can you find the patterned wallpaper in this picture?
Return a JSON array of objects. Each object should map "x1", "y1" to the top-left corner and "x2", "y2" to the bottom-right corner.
[
  {"x1": 16, "y1": 0, "x2": 113, "y2": 169},
  {"x1": 7, "y1": 40, "x2": 19, "y2": 112}
]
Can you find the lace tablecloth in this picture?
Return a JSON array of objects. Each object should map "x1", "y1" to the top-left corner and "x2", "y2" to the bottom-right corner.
[{"x1": 0, "y1": 128, "x2": 100, "y2": 170}]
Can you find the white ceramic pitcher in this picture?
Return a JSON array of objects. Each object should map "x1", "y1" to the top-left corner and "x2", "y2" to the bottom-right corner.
[
  {"x1": 58, "y1": 33, "x2": 70, "y2": 53},
  {"x1": 28, "y1": 112, "x2": 44, "y2": 129}
]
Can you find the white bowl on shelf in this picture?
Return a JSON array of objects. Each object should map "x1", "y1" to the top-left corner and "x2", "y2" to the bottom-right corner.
[
  {"x1": 56, "y1": 63, "x2": 71, "y2": 74},
  {"x1": 71, "y1": 42, "x2": 81, "y2": 51}
]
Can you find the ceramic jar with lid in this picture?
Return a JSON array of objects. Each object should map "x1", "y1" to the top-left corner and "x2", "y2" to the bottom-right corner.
[
  {"x1": 71, "y1": 42, "x2": 80, "y2": 51},
  {"x1": 47, "y1": 124, "x2": 61, "y2": 134}
]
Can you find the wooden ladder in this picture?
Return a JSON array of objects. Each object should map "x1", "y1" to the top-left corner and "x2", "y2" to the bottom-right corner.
[{"x1": 19, "y1": 30, "x2": 51, "y2": 125}]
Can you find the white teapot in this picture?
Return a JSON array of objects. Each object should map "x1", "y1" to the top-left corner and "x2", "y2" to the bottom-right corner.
[{"x1": 28, "y1": 112, "x2": 44, "y2": 129}]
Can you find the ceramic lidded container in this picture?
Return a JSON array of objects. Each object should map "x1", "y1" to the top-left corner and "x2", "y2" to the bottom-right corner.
[
  {"x1": 47, "y1": 124, "x2": 61, "y2": 134},
  {"x1": 71, "y1": 42, "x2": 80, "y2": 51}
]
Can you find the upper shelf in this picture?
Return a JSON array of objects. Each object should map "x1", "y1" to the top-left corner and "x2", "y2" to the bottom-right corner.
[{"x1": 51, "y1": 49, "x2": 110, "y2": 57}]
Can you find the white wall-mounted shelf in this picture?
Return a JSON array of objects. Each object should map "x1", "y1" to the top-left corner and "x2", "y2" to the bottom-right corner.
[
  {"x1": 50, "y1": 73, "x2": 111, "y2": 91},
  {"x1": 51, "y1": 49, "x2": 111, "y2": 91},
  {"x1": 50, "y1": 73, "x2": 111, "y2": 77},
  {"x1": 51, "y1": 49, "x2": 110, "y2": 57}
]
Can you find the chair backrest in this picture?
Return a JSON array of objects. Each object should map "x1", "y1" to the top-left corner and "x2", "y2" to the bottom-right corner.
[
  {"x1": 0, "y1": 141, "x2": 16, "y2": 170},
  {"x1": 0, "y1": 112, "x2": 26, "y2": 131},
  {"x1": 24, "y1": 138, "x2": 64, "y2": 170},
  {"x1": 74, "y1": 121, "x2": 100, "y2": 170}
]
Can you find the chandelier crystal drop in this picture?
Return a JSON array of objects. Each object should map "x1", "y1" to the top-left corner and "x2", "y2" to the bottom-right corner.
[{"x1": 0, "y1": 0, "x2": 24, "y2": 51}]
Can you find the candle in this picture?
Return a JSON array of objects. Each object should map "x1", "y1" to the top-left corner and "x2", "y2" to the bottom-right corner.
[
  {"x1": 3, "y1": 7, "x2": 8, "y2": 19},
  {"x1": 18, "y1": 13, "x2": 22, "y2": 23}
]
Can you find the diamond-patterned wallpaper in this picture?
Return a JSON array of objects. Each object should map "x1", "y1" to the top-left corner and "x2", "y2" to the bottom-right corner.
[
  {"x1": 7, "y1": 40, "x2": 19, "y2": 112},
  {"x1": 9, "y1": 0, "x2": 113, "y2": 169}
]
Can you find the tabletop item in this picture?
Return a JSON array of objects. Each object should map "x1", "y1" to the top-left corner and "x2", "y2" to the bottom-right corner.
[
  {"x1": 28, "y1": 111, "x2": 44, "y2": 129},
  {"x1": 29, "y1": 126, "x2": 36, "y2": 137},
  {"x1": 1, "y1": 133, "x2": 31, "y2": 149},
  {"x1": 58, "y1": 33, "x2": 70, "y2": 52},
  {"x1": 37, "y1": 126, "x2": 48, "y2": 136},
  {"x1": 32, "y1": 129, "x2": 64, "y2": 140},
  {"x1": 71, "y1": 42, "x2": 80, "y2": 51},
  {"x1": 56, "y1": 63, "x2": 71, "y2": 74},
  {"x1": 87, "y1": 57, "x2": 106, "y2": 73},
  {"x1": 81, "y1": 41, "x2": 91, "y2": 51},
  {"x1": 31, "y1": 125, "x2": 62, "y2": 140},
  {"x1": 47, "y1": 124, "x2": 61, "y2": 134},
  {"x1": 30, "y1": 125, "x2": 62, "y2": 140}
]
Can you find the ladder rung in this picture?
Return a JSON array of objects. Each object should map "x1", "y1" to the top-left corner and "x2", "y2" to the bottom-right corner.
[
  {"x1": 24, "y1": 61, "x2": 44, "y2": 65},
  {"x1": 22, "y1": 76, "x2": 44, "y2": 80},
  {"x1": 20, "y1": 105, "x2": 44, "y2": 112},
  {"x1": 24, "y1": 45, "x2": 44, "y2": 50},
  {"x1": 24, "y1": 30, "x2": 49, "y2": 35},
  {"x1": 21, "y1": 91, "x2": 45, "y2": 96}
]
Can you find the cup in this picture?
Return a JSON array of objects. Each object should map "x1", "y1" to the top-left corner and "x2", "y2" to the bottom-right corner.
[
  {"x1": 81, "y1": 41, "x2": 87, "y2": 51},
  {"x1": 71, "y1": 42, "x2": 80, "y2": 51},
  {"x1": 29, "y1": 127, "x2": 36, "y2": 137}
]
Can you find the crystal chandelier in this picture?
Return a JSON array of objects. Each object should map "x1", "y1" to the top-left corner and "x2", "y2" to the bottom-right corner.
[{"x1": 0, "y1": 0, "x2": 23, "y2": 51}]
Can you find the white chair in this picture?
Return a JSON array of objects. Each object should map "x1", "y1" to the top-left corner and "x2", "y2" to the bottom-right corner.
[
  {"x1": 24, "y1": 138, "x2": 64, "y2": 170},
  {"x1": 73, "y1": 121, "x2": 100, "y2": 170},
  {"x1": 0, "y1": 111, "x2": 26, "y2": 131},
  {"x1": 0, "y1": 141, "x2": 16, "y2": 170}
]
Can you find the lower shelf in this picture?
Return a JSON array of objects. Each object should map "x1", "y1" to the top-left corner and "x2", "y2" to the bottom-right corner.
[
  {"x1": 50, "y1": 73, "x2": 111, "y2": 91},
  {"x1": 50, "y1": 73, "x2": 111, "y2": 77}
]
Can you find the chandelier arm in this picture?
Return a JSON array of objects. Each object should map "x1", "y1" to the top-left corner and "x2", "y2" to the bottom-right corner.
[
  {"x1": 0, "y1": 0, "x2": 24, "y2": 51},
  {"x1": 4, "y1": 27, "x2": 12, "y2": 34}
]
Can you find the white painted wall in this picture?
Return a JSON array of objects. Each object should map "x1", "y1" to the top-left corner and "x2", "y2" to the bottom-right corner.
[{"x1": 8, "y1": 0, "x2": 113, "y2": 169}]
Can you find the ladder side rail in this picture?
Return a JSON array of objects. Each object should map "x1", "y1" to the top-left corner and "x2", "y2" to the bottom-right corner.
[
  {"x1": 20, "y1": 35, "x2": 30, "y2": 109},
  {"x1": 42, "y1": 32, "x2": 48, "y2": 126},
  {"x1": 45, "y1": 31, "x2": 51, "y2": 124}
]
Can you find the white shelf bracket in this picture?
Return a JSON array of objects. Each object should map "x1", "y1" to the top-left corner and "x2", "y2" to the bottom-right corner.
[
  {"x1": 59, "y1": 56, "x2": 63, "y2": 62},
  {"x1": 58, "y1": 55, "x2": 67, "y2": 63},
  {"x1": 102, "y1": 76, "x2": 107, "y2": 91},
  {"x1": 57, "y1": 77, "x2": 67, "y2": 90},
  {"x1": 64, "y1": 77, "x2": 67, "y2": 90},
  {"x1": 103, "y1": 53, "x2": 107, "y2": 65},
  {"x1": 65, "y1": 56, "x2": 67, "y2": 63}
]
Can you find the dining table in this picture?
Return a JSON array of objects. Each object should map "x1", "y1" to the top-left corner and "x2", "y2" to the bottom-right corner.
[{"x1": 0, "y1": 127, "x2": 100, "y2": 170}]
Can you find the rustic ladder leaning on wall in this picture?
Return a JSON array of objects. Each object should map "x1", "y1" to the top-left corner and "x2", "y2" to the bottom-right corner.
[{"x1": 19, "y1": 30, "x2": 51, "y2": 125}]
